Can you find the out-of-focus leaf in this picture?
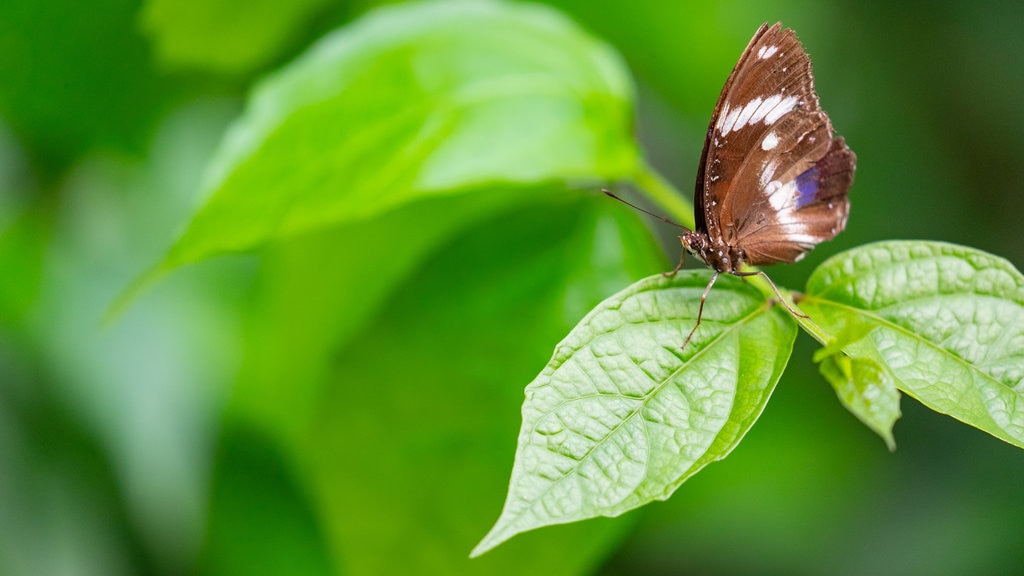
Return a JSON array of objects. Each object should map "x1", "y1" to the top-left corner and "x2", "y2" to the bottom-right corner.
[
  {"x1": 802, "y1": 241, "x2": 1024, "y2": 449},
  {"x1": 0, "y1": 0, "x2": 174, "y2": 165},
  {"x1": 26, "y1": 104, "x2": 246, "y2": 571},
  {"x1": 160, "y1": 0, "x2": 638, "y2": 269},
  {"x1": 284, "y1": 198, "x2": 665, "y2": 574},
  {"x1": 474, "y1": 271, "x2": 797, "y2": 556},
  {"x1": 234, "y1": 187, "x2": 551, "y2": 447},
  {"x1": 140, "y1": 0, "x2": 330, "y2": 75},
  {"x1": 0, "y1": 208, "x2": 46, "y2": 329},
  {"x1": 199, "y1": 427, "x2": 332, "y2": 576}
]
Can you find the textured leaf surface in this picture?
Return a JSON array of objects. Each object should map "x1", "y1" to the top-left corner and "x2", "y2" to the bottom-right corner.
[
  {"x1": 474, "y1": 272, "x2": 797, "y2": 556},
  {"x1": 161, "y1": 0, "x2": 637, "y2": 268},
  {"x1": 802, "y1": 241, "x2": 1024, "y2": 448}
]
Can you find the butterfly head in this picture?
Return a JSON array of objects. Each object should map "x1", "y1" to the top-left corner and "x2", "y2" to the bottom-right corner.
[{"x1": 680, "y1": 231, "x2": 740, "y2": 274}]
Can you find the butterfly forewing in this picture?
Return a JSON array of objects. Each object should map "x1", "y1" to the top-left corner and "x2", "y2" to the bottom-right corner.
[{"x1": 697, "y1": 22, "x2": 855, "y2": 266}]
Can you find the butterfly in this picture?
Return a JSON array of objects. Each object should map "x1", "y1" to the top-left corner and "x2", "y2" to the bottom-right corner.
[{"x1": 607, "y1": 22, "x2": 856, "y2": 347}]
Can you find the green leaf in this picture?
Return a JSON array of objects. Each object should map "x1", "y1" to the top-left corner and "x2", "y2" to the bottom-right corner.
[
  {"x1": 234, "y1": 186, "x2": 557, "y2": 448},
  {"x1": 161, "y1": 0, "x2": 638, "y2": 269},
  {"x1": 473, "y1": 272, "x2": 797, "y2": 556},
  {"x1": 140, "y1": 0, "x2": 331, "y2": 75},
  {"x1": 0, "y1": 0, "x2": 176, "y2": 164},
  {"x1": 812, "y1": 321, "x2": 901, "y2": 450},
  {"x1": 801, "y1": 241, "x2": 1024, "y2": 449},
  {"x1": 818, "y1": 353, "x2": 900, "y2": 451}
]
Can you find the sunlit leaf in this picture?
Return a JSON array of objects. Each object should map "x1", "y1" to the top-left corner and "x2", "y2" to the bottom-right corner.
[
  {"x1": 802, "y1": 241, "x2": 1024, "y2": 449},
  {"x1": 473, "y1": 272, "x2": 797, "y2": 556},
  {"x1": 161, "y1": 0, "x2": 637, "y2": 269}
]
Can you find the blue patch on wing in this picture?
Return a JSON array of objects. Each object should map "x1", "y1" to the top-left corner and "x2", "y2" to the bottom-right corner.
[{"x1": 794, "y1": 166, "x2": 820, "y2": 208}]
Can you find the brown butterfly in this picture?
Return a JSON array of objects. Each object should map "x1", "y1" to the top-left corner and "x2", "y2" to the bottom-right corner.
[{"x1": 608, "y1": 22, "x2": 856, "y2": 347}]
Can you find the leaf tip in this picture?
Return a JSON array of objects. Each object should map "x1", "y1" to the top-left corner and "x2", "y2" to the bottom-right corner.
[{"x1": 469, "y1": 521, "x2": 510, "y2": 559}]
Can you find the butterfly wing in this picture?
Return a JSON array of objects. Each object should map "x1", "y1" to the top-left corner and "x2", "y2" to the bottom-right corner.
[{"x1": 696, "y1": 23, "x2": 855, "y2": 265}]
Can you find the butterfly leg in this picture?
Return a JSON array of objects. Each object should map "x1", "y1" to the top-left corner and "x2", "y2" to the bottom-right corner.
[
  {"x1": 734, "y1": 270, "x2": 809, "y2": 319},
  {"x1": 682, "y1": 271, "x2": 720, "y2": 349},
  {"x1": 663, "y1": 249, "x2": 686, "y2": 277}
]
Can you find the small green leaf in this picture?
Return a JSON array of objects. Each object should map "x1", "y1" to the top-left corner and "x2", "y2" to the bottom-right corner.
[
  {"x1": 473, "y1": 272, "x2": 797, "y2": 556},
  {"x1": 802, "y1": 241, "x2": 1024, "y2": 449},
  {"x1": 811, "y1": 320, "x2": 901, "y2": 449},
  {"x1": 818, "y1": 353, "x2": 900, "y2": 451},
  {"x1": 162, "y1": 0, "x2": 638, "y2": 269}
]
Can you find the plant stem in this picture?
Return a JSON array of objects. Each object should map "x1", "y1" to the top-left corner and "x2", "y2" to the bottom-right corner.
[
  {"x1": 791, "y1": 296, "x2": 837, "y2": 346},
  {"x1": 631, "y1": 161, "x2": 694, "y2": 229}
]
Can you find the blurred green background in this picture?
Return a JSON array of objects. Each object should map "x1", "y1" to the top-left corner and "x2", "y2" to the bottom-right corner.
[{"x1": 2, "y1": 0, "x2": 1023, "y2": 575}]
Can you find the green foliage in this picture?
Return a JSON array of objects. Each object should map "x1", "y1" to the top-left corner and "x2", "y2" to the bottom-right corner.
[
  {"x1": 0, "y1": 0, "x2": 176, "y2": 165},
  {"x1": 802, "y1": 242, "x2": 1024, "y2": 449},
  {"x1": 4, "y1": 0, "x2": 1024, "y2": 574},
  {"x1": 474, "y1": 239, "x2": 1024, "y2": 552},
  {"x1": 132, "y1": 0, "x2": 1024, "y2": 562}
]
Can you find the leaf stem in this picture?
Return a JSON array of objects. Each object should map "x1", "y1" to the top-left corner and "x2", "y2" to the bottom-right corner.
[{"x1": 790, "y1": 300, "x2": 833, "y2": 346}]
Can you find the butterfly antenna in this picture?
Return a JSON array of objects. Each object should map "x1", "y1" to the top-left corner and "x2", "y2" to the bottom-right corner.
[{"x1": 602, "y1": 190, "x2": 689, "y2": 231}]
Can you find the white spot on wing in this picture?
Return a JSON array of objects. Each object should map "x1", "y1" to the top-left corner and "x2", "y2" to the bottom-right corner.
[
  {"x1": 750, "y1": 95, "x2": 782, "y2": 124},
  {"x1": 733, "y1": 97, "x2": 762, "y2": 132},
  {"x1": 757, "y1": 45, "x2": 779, "y2": 59},
  {"x1": 766, "y1": 177, "x2": 802, "y2": 212},
  {"x1": 767, "y1": 180, "x2": 789, "y2": 210},
  {"x1": 760, "y1": 159, "x2": 779, "y2": 189},
  {"x1": 764, "y1": 95, "x2": 799, "y2": 125},
  {"x1": 717, "y1": 91, "x2": 798, "y2": 135},
  {"x1": 761, "y1": 132, "x2": 779, "y2": 151},
  {"x1": 718, "y1": 106, "x2": 741, "y2": 135}
]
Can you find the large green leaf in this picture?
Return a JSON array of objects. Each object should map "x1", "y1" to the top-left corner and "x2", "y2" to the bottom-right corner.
[
  {"x1": 801, "y1": 241, "x2": 1024, "y2": 448},
  {"x1": 161, "y1": 0, "x2": 638, "y2": 269},
  {"x1": 474, "y1": 272, "x2": 797, "y2": 556}
]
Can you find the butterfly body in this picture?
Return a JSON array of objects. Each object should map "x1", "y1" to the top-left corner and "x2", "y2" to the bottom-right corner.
[{"x1": 680, "y1": 230, "x2": 741, "y2": 273}]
